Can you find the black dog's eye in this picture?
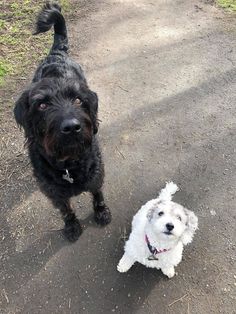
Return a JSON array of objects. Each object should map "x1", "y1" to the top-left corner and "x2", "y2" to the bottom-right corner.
[
  {"x1": 38, "y1": 103, "x2": 48, "y2": 111},
  {"x1": 74, "y1": 98, "x2": 82, "y2": 106},
  {"x1": 158, "y1": 211, "x2": 164, "y2": 216},
  {"x1": 177, "y1": 215, "x2": 182, "y2": 221}
]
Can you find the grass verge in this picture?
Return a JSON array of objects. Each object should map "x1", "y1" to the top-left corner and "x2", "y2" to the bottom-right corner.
[{"x1": 217, "y1": 0, "x2": 236, "y2": 11}]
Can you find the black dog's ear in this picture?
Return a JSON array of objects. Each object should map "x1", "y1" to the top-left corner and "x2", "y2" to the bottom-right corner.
[
  {"x1": 84, "y1": 90, "x2": 99, "y2": 134},
  {"x1": 14, "y1": 89, "x2": 30, "y2": 129}
]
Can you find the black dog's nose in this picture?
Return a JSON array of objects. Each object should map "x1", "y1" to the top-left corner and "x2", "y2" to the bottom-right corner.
[
  {"x1": 60, "y1": 118, "x2": 81, "y2": 134},
  {"x1": 166, "y1": 223, "x2": 174, "y2": 231}
]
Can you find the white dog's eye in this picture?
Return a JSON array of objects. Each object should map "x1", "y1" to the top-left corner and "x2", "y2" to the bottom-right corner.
[
  {"x1": 177, "y1": 215, "x2": 182, "y2": 221},
  {"x1": 158, "y1": 211, "x2": 164, "y2": 216}
]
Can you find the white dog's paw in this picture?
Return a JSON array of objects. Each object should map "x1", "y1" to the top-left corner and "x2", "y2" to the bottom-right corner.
[
  {"x1": 117, "y1": 254, "x2": 135, "y2": 273},
  {"x1": 117, "y1": 263, "x2": 128, "y2": 273},
  {"x1": 161, "y1": 267, "x2": 175, "y2": 278}
]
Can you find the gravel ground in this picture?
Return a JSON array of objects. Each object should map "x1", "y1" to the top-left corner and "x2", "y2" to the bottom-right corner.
[{"x1": 0, "y1": 0, "x2": 235, "y2": 313}]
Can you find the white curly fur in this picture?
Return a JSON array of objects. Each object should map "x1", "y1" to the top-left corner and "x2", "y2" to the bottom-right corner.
[
  {"x1": 117, "y1": 182, "x2": 198, "y2": 278},
  {"x1": 158, "y1": 181, "x2": 179, "y2": 202}
]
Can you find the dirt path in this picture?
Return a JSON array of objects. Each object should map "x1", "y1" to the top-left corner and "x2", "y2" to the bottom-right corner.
[{"x1": 0, "y1": 0, "x2": 236, "y2": 313}]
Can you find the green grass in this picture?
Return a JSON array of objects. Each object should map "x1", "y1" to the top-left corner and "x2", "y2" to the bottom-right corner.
[
  {"x1": 0, "y1": 0, "x2": 73, "y2": 87},
  {"x1": 217, "y1": 0, "x2": 236, "y2": 11},
  {"x1": 0, "y1": 60, "x2": 12, "y2": 85}
]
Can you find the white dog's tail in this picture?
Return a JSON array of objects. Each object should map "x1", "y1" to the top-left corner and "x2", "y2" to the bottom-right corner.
[{"x1": 158, "y1": 182, "x2": 179, "y2": 202}]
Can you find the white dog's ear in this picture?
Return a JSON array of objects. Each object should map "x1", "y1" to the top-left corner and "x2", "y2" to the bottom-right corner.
[
  {"x1": 147, "y1": 207, "x2": 156, "y2": 221},
  {"x1": 181, "y1": 209, "x2": 198, "y2": 245}
]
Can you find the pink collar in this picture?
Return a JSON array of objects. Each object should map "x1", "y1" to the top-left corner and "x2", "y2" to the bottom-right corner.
[{"x1": 145, "y1": 234, "x2": 171, "y2": 256}]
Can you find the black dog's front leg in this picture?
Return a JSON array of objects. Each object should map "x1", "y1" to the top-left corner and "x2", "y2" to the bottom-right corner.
[
  {"x1": 53, "y1": 199, "x2": 82, "y2": 242},
  {"x1": 92, "y1": 190, "x2": 112, "y2": 225}
]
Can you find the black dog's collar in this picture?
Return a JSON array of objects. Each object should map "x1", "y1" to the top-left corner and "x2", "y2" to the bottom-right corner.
[
  {"x1": 40, "y1": 151, "x2": 77, "y2": 183},
  {"x1": 52, "y1": 158, "x2": 78, "y2": 171}
]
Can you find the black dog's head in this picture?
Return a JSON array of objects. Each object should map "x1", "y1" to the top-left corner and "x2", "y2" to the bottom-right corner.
[{"x1": 14, "y1": 78, "x2": 98, "y2": 160}]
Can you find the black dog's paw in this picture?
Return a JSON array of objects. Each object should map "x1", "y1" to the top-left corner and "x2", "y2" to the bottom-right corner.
[
  {"x1": 94, "y1": 206, "x2": 112, "y2": 226},
  {"x1": 63, "y1": 218, "x2": 82, "y2": 242}
]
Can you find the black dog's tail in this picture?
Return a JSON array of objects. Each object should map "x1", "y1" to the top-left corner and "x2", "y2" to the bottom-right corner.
[{"x1": 34, "y1": 2, "x2": 68, "y2": 53}]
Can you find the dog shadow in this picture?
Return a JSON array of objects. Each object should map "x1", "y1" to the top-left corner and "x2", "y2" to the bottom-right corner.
[
  {"x1": 1, "y1": 210, "x2": 106, "y2": 294},
  {"x1": 1, "y1": 228, "x2": 67, "y2": 294},
  {"x1": 107, "y1": 258, "x2": 165, "y2": 313},
  {"x1": 81, "y1": 232, "x2": 167, "y2": 314}
]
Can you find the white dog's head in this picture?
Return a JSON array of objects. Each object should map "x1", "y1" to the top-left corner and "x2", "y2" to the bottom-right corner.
[{"x1": 147, "y1": 182, "x2": 198, "y2": 245}]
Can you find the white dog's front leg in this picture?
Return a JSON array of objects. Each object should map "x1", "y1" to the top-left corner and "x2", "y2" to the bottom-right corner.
[
  {"x1": 117, "y1": 253, "x2": 135, "y2": 273},
  {"x1": 161, "y1": 266, "x2": 175, "y2": 278}
]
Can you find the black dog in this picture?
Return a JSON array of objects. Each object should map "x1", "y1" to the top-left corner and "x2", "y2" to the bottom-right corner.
[{"x1": 14, "y1": 3, "x2": 111, "y2": 242}]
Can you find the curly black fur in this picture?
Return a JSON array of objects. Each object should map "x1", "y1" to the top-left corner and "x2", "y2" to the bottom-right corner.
[{"x1": 14, "y1": 2, "x2": 111, "y2": 242}]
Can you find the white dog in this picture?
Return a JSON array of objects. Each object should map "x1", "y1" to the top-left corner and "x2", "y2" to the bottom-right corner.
[{"x1": 117, "y1": 182, "x2": 198, "y2": 278}]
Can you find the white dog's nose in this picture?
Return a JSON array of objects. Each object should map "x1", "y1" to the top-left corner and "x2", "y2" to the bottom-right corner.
[{"x1": 166, "y1": 223, "x2": 174, "y2": 231}]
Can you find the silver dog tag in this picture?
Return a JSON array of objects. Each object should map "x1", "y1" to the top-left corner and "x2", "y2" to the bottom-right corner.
[
  {"x1": 62, "y1": 169, "x2": 74, "y2": 184},
  {"x1": 148, "y1": 255, "x2": 159, "y2": 261}
]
